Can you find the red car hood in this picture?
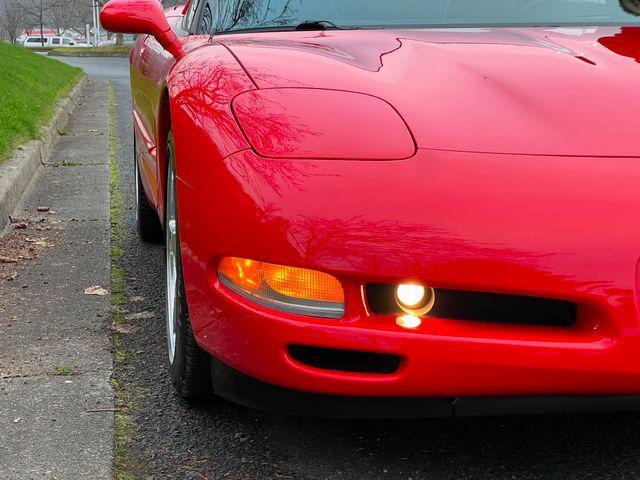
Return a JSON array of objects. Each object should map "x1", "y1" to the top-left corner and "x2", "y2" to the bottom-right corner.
[{"x1": 221, "y1": 26, "x2": 640, "y2": 157}]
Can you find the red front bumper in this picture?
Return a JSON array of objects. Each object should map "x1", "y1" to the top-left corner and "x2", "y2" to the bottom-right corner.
[{"x1": 176, "y1": 148, "x2": 640, "y2": 398}]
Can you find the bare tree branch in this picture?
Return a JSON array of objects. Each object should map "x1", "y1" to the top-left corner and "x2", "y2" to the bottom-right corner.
[{"x1": 0, "y1": 0, "x2": 25, "y2": 43}]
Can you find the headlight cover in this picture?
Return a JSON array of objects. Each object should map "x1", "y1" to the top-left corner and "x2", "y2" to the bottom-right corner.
[
  {"x1": 232, "y1": 88, "x2": 416, "y2": 160},
  {"x1": 218, "y1": 257, "x2": 345, "y2": 319}
]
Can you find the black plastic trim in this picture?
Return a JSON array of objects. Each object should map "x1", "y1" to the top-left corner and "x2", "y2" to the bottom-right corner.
[
  {"x1": 210, "y1": 359, "x2": 640, "y2": 419},
  {"x1": 288, "y1": 345, "x2": 401, "y2": 375}
]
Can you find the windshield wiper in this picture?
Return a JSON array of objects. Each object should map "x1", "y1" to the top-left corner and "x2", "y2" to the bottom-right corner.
[{"x1": 295, "y1": 20, "x2": 341, "y2": 31}]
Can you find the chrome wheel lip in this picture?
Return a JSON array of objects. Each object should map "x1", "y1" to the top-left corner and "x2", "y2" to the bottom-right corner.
[{"x1": 165, "y1": 160, "x2": 178, "y2": 365}]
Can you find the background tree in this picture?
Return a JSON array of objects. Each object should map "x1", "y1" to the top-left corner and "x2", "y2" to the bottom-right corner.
[
  {"x1": 54, "y1": 0, "x2": 97, "y2": 36},
  {"x1": 20, "y1": 0, "x2": 54, "y2": 46},
  {"x1": 77, "y1": 0, "x2": 97, "y2": 35},
  {"x1": 49, "y1": 0, "x2": 78, "y2": 34},
  {"x1": 0, "y1": 0, "x2": 24, "y2": 44}
]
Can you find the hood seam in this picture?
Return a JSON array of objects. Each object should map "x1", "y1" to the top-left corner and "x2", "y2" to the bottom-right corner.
[{"x1": 216, "y1": 41, "x2": 260, "y2": 90}]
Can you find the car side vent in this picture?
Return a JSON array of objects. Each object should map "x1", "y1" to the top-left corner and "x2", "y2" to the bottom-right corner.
[
  {"x1": 288, "y1": 345, "x2": 401, "y2": 374},
  {"x1": 365, "y1": 284, "x2": 577, "y2": 327}
]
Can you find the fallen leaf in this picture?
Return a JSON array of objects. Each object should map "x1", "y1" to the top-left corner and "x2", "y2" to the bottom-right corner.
[
  {"x1": 13, "y1": 222, "x2": 27, "y2": 230},
  {"x1": 125, "y1": 311, "x2": 154, "y2": 321},
  {"x1": 0, "y1": 257, "x2": 18, "y2": 264},
  {"x1": 37, "y1": 206, "x2": 50, "y2": 213},
  {"x1": 129, "y1": 296, "x2": 145, "y2": 302},
  {"x1": 84, "y1": 286, "x2": 108, "y2": 296}
]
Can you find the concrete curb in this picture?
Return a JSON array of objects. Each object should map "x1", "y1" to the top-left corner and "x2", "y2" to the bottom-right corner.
[{"x1": 0, "y1": 75, "x2": 88, "y2": 233}]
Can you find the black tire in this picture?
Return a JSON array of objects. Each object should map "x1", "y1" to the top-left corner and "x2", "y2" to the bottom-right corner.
[
  {"x1": 164, "y1": 132, "x2": 212, "y2": 400},
  {"x1": 134, "y1": 133, "x2": 163, "y2": 243}
]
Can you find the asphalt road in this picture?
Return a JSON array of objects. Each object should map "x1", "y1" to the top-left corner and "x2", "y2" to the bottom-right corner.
[{"x1": 55, "y1": 56, "x2": 640, "y2": 480}]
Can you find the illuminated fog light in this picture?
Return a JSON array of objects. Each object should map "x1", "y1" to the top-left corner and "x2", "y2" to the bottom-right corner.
[
  {"x1": 396, "y1": 284, "x2": 426, "y2": 308},
  {"x1": 395, "y1": 283, "x2": 436, "y2": 316},
  {"x1": 396, "y1": 315, "x2": 422, "y2": 329}
]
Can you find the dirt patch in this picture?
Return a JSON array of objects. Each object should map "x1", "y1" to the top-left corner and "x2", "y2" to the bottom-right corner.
[{"x1": 0, "y1": 218, "x2": 60, "y2": 283}]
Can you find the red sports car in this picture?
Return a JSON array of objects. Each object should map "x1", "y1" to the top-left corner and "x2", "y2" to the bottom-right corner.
[{"x1": 101, "y1": 0, "x2": 640, "y2": 417}]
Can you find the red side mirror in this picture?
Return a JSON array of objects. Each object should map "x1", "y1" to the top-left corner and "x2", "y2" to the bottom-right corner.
[{"x1": 100, "y1": 0, "x2": 184, "y2": 59}]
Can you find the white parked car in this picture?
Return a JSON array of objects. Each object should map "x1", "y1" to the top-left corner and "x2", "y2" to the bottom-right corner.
[{"x1": 23, "y1": 36, "x2": 78, "y2": 47}]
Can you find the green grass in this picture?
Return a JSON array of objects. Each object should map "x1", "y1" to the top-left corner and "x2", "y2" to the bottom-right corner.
[
  {"x1": 55, "y1": 365, "x2": 72, "y2": 376},
  {"x1": 108, "y1": 81, "x2": 142, "y2": 480},
  {"x1": 50, "y1": 46, "x2": 131, "y2": 57},
  {"x1": 0, "y1": 43, "x2": 82, "y2": 161}
]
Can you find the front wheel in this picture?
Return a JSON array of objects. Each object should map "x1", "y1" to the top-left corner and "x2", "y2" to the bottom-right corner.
[{"x1": 165, "y1": 132, "x2": 211, "y2": 400}]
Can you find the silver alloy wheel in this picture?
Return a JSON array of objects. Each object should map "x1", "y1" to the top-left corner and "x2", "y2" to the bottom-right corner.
[{"x1": 165, "y1": 159, "x2": 179, "y2": 364}]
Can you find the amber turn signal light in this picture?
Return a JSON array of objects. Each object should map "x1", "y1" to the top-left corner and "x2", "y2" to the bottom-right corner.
[{"x1": 218, "y1": 257, "x2": 344, "y2": 318}]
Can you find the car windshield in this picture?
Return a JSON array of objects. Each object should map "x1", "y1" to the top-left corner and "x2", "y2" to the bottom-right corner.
[{"x1": 213, "y1": 0, "x2": 640, "y2": 33}]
